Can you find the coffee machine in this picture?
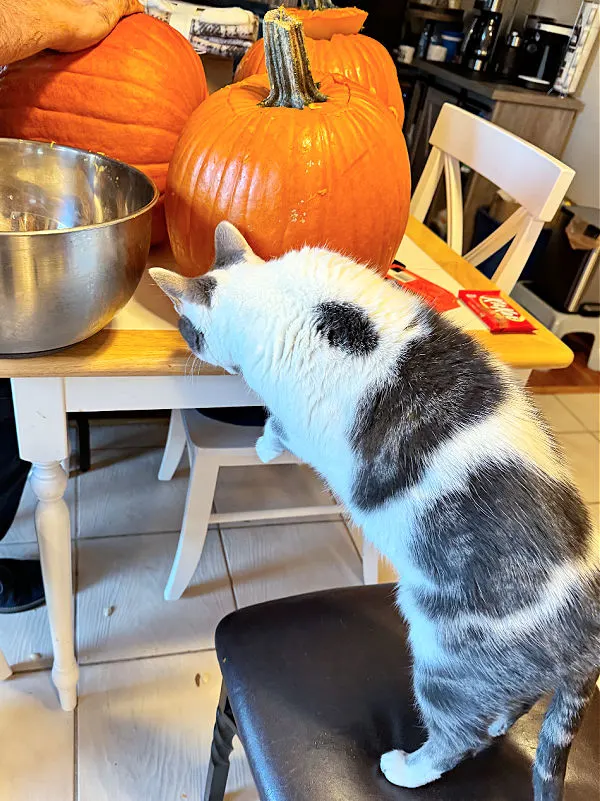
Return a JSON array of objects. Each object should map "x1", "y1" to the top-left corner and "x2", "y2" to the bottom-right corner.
[
  {"x1": 460, "y1": 0, "x2": 503, "y2": 73},
  {"x1": 517, "y1": 15, "x2": 573, "y2": 91}
]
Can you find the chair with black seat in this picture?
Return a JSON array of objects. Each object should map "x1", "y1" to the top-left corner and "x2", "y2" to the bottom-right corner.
[{"x1": 205, "y1": 584, "x2": 599, "y2": 801}]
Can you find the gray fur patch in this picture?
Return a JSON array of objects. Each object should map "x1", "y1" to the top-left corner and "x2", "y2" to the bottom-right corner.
[
  {"x1": 269, "y1": 416, "x2": 285, "y2": 439},
  {"x1": 412, "y1": 461, "x2": 592, "y2": 619},
  {"x1": 313, "y1": 301, "x2": 379, "y2": 356},
  {"x1": 213, "y1": 223, "x2": 247, "y2": 270},
  {"x1": 178, "y1": 316, "x2": 205, "y2": 354},
  {"x1": 189, "y1": 275, "x2": 217, "y2": 305},
  {"x1": 533, "y1": 674, "x2": 598, "y2": 801},
  {"x1": 213, "y1": 248, "x2": 245, "y2": 270},
  {"x1": 350, "y1": 309, "x2": 506, "y2": 510}
]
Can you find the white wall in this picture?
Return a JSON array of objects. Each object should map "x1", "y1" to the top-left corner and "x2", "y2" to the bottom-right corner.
[
  {"x1": 562, "y1": 40, "x2": 600, "y2": 207},
  {"x1": 533, "y1": 0, "x2": 582, "y2": 23}
]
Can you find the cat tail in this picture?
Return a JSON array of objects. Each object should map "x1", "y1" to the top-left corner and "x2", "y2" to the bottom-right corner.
[{"x1": 533, "y1": 670, "x2": 599, "y2": 801}]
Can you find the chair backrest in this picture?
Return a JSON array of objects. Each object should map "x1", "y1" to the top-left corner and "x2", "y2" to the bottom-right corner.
[{"x1": 410, "y1": 103, "x2": 575, "y2": 293}]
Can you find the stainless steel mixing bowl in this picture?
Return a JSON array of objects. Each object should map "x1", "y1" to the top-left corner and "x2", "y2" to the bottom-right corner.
[{"x1": 0, "y1": 138, "x2": 159, "y2": 354}]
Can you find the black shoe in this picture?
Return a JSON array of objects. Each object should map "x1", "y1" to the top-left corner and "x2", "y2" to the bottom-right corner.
[{"x1": 0, "y1": 559, "x2": 45, "y2": 614}]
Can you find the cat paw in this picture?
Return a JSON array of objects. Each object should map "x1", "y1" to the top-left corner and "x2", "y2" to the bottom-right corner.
[
  {"x1": 380, "y1": 750, "x2": 441, "y2": 789},
  {"x1": 380, "y1": 750, "x2": 409, "y2": 786},
  {"x1": 255, "y1": 435, "x2": 283, "y2": 464}
]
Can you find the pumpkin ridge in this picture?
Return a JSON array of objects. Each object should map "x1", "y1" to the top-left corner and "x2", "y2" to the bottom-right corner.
[
  {"x1": 177, "y1": 109, "x2": 229, "y2": 264},
  {"x1": 109, "y1": 34, "x2": 206, "y2": 105},
  {"x1": 209, "y1": 110, "x2": 250, "y2": 231},
  {"x1": 7, "y1": 106, "x2": 181, "y2": 139},
  {"x1": 0, "y1": 75, "x2": 193, "y2": 130}
]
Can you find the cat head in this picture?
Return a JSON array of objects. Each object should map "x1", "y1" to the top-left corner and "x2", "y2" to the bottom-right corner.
[
  {"x1": 149, "y1": 222, "x2": 264, "y2": 373},
  {"x1": 151, "y1": 222, "x2": 424, "y2": 386}
]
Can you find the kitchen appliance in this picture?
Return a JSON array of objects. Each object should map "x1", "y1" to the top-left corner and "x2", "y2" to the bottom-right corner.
[
  {"x1": 491, "y1": 29, "x2": 522, "y2": 81},
  {"x1": 0, "y1": 138, "x2": 158, "y2": 355},
  {"x1": 517, "y1": 15, "x2": 572, "y2": 91},
  {"x1": 459, "y1": 0, "x2": 503, "y2": 73}
]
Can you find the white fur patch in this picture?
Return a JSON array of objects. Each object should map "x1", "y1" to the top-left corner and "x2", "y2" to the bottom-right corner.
[
  {"x1": 406, "y1": 391, "x2": 571, "y2": 513},
  {"x1": 380, "y1": 749, "x2": 442, "y2": 788},
  {"x1": 454, "y1": 561, "x2": 585, "y2": 641},
  {"x1": 397, "y1": 583, "x2": 447, "y2": 665}
]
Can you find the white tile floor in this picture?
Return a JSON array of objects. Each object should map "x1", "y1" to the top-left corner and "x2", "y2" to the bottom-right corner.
[{"x1": 0, "y1": 394, "x2": 598, "y2": 801}]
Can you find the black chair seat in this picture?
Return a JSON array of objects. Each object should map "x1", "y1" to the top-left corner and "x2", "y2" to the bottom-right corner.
[{"x1": 214, "y1": 584, "x2": 599, "y2": 801}]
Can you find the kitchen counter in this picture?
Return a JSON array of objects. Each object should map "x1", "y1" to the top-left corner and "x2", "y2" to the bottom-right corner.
[{"x1": 411, "y1": 58, "x2": 585, "y2": 111}]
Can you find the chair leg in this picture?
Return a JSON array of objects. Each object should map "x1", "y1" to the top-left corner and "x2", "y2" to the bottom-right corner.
[
  {"x1": 164, "y1": 456, "x2": 219, "y2": 601},
  {"x1": 204, "y1": 684, "x2": 237, "y2": 801},
  {"x1": 363, "y1": 540, "x2": 380, "y2": 585},
  {"x1": 158, "y1": 409, "x2": 186, "y2": 481},
  {"x1": 588, "y1": 335, "x2": 600, "y2": 372}
]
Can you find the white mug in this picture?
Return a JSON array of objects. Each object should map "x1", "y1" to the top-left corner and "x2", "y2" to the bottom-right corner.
[
  {"x1": 427, "y1": 44, "x2": 448, "y2": 62},
  {"x1": 398, "y1": 45, "x2": 415, "y2": 64}
]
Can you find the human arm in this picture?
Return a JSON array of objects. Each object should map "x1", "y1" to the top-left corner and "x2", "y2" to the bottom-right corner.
[{"x1": 0, "y1": 0, "x2": 142, "y2": 65}]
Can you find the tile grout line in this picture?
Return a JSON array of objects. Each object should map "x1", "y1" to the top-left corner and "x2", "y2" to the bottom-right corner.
[
  {"x1": 217, "y1": 525, "x2": 240, "y2": 611},
  {"x1": 72, "y1": 516, "x2": 343, "y2": 543},
  {"x1": 73, "y1": 704, "x2": 79, "y2": 801},
  {"x1": 8, "y1": 644, "x2": 221, "y2": 679},
  {"x1": 72, "y1": 464, "x2": 80, "y2": 801},
  {"x1": 79, "y1": 644, "x2": 218, "y2": 670},
  {"x1": 553, "y1": 393, "x2": 600, "y2": 433}
]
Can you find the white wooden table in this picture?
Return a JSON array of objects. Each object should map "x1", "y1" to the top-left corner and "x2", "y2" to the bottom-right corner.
[{"x1": 0, "y1": 219, "x2": 574, "y2": 710}]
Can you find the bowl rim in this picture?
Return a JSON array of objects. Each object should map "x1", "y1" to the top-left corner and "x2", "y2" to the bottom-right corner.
[{"x1": 0, "y1": 137, "x2": 160, "y2": 237}]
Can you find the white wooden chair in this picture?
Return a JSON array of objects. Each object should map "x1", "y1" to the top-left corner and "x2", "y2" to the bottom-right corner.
[
  {"x1": 158, "y1": 409, "x2": 379, "y2": 600},
  {"x1": 410, "y1": 103, "x2": 575, "y2": 293}
]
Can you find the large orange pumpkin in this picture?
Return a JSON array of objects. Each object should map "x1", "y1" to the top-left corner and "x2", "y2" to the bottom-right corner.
[
  {"x1": 235, "y1": 4, "x2": 404, "y2": 125},
  {"x1": 0, "y1": 13, "x2": 207, "y2": 243},
  {"x1": 166, "y1": 9, "x2": 410, "y2": 277}
]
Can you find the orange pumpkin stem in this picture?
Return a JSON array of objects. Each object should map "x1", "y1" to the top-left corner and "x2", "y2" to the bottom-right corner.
[
  {"x1": 261, "y1": 7, "x2": 327, "y2": 109},
  {"x1": 300, "y1": 0, "x2": 336, "y2": 9}
]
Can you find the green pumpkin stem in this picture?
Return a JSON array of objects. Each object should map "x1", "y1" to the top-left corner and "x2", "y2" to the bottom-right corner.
[
  {"x1": 261, "y1": 7, "x2": 327, "y2": 110},
  {"x1": 300, "y1": 0, "x2": 336, "y2": 9}
]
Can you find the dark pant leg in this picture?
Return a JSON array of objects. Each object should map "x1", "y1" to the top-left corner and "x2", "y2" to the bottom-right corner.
[{"x1": 0, "y1": 379, "x2": 31, "y2": 541}]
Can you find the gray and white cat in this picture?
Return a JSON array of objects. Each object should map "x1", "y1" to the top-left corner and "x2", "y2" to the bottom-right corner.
[{"x1": 152, "y1": 222, "x2": 599, "y2": 801}]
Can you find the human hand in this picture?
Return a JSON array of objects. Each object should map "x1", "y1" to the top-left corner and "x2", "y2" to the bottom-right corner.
[{"x1": 51, "y1": 0, "x2": 144, "y2": 52}]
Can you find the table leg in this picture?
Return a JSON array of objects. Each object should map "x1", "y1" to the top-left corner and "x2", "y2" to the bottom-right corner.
[
  {"x1": 30, "y1": 462, "x2": 78, "y2": 711},
  {"x1": 11, "y1": 378, "x2": 77, "y2": 711}
]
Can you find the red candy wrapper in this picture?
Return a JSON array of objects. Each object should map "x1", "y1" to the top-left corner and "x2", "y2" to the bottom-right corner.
[
  {"x1": 386, "y1": 264, "x2": 460, "y2": 314},
  {"x1": 458, "y1": 290, "x2": 535, "y2": 334}
]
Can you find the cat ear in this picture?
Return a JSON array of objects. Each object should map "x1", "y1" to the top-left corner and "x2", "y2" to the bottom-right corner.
[
  {"x1": 149, "y1": 268, "x2": 216, "y2": 308},
  {"x1": 213, "y1": 221, "x2": 263, "y2": 269}
]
